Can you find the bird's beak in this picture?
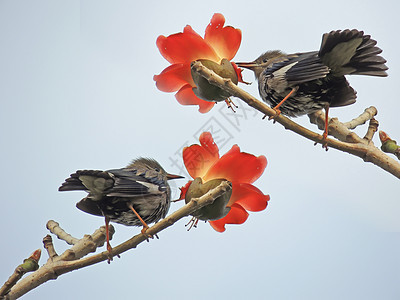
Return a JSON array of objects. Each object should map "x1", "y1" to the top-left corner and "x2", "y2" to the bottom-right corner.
[
  {"x1": 235, "y1": 61, "x2": 258, "y2": 70},
  {"x1": 166, "y1": 173, "x2": 185, "y2": 180}
]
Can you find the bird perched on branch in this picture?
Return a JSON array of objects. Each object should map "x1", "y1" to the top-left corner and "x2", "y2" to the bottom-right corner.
[
  {"x1": 59, "y1": 157, "x2": 183, "y2": 260},
  {"x1": 237, "y1": 29, "x2": 388, "y2": 147}
]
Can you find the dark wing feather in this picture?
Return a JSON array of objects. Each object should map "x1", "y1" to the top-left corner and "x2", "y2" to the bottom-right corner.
[
  {"x1": 76, "y1": 197, "x2": 103, "y2": 216},
  {"x1": 265, "y1": 51, "x2": 330, "y2": 86},
  {"x1": 327, "y1": 77, "x2": 357, "y2": 107},
  {"x1": 105, "y1": 169, "x2": 165, "y2": 197},
  {"x1": 319, "y1": 29, "x2": 363, "y2": 57},
  {"x1": 60, "y1": 167, "x2": 168, "y2": 198},
  {"x1": 58, "y1": 170, "x2": 110, "y2": 191},
  {"x1": 319, "y1": 29, "x2": 388, "y2": 77}
]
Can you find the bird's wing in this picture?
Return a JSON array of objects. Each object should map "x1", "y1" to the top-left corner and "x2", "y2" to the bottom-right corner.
[
  {"x1": 58, "y1": 170, "x2": 112, "y2": 192},
  {"x1": 76, "y1": 197, "x2": 104, "y2": 216},
  {"x1": 265, "y1": 51, "x2": 330, "y2": 86},
  {"x1": 105, "y1": 169, "x2": 166, "y2": 198},
  {"x1": 60, "y1": 170, "x2": 116, "y2": 200},
  {"x1": 319, "y1": 29, "x2": 388, "y2": 77}
]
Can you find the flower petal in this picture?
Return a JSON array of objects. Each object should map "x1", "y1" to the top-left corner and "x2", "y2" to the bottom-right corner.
[
  {"x1": 175, "y1": 85, "x2": 215, "y2": 113},
  {"x1": 231, "y1": 62, "x2": 246, "y2": 84},
  {"x1": 178, "y1": 180, "x2": 192, "y2": 200},
  {"x1": 183, "y1": 133, "x2": 219, "y2": 179},
  {"x1": 228, "y1": 183, "x2": 270, "y2": 211},
  {"x1": 156, "y1": 25, "x2": 219, "y2": 64},
  {"x1": 204, "y1": 13, "x2": 242, "y2": 61},
  {"x1": 199, "y1": 132, "x2": 220, "y2": 160},
  {"x1": 209, "y1": 203, "x2": 249, "y2": 232},
  {"x1": 153, "y1": 63, "x2": 195, "y2": 92},
  {"x1": 204, "y1": 145, "x2": 267, "y2": 183}
]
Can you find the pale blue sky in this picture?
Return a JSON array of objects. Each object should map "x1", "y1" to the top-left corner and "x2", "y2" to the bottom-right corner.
[{"x1": 0, "y1": 1, "x2": 399, "y2": 299}]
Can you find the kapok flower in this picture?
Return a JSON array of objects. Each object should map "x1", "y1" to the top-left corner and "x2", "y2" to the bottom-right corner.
[
  {"x1": 180, "y1": 132, "x2": 270, "y2": 232},
  {"x1": 154, "y1": 13, "x2": 244, "y2": 113}
]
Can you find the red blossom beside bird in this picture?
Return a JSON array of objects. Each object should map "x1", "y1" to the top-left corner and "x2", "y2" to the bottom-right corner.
[{"x1": 154, "y1": 13, "x2": 244, "y2": 113}]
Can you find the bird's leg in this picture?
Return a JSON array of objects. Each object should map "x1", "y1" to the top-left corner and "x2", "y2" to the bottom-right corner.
[
  {"x1": 104, "y1": 216, "x2": 113, "y2": 263},
  {"x1": 322, "y1": 104, "x2": 330, "y2": 150},
  {"x1": 268, "y1": 87, "x2": 296, "y2": 120},
  {"x1": 127, "y1": 204, "x2": 153, "y2": 240}
]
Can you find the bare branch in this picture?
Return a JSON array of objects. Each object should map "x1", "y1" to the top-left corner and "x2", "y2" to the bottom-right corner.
[
  {"x1": 344, "y1": 106, "x2": 377, "y2": 129},
  {"x1": 46, "y1": 220, "x2": 79, "y2": 245},
  {"x1": 191, "y1": 61, "x2": 400, "y2": 179},
  {"x1": 43, "y1": 235, "x2": 58, "y2": 260},
  {"x1": 363, "y1": 118, "x2": 379, "y2": 142},
  {"x1": 308, "y1": 110, "x2": 364, "y2": 143}
]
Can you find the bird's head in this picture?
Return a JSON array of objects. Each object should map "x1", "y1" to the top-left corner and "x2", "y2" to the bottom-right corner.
[
  {"x1": 236, "y1": 50, "x2": 286, "y2": 79},
  {"x1": 128, "y1": 157, "x2": 184, "y2": 180}
]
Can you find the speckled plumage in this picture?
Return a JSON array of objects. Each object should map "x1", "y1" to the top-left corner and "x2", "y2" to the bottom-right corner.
[
  {"x1": 59, "y1": 158, "x2": 183, "y2": 227},
  {"x1": 238, "y1": 29, "x2": 388, "y2": 117}
]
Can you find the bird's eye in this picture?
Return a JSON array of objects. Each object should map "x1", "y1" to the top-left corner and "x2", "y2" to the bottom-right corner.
[{"x1": 155, "y1": 168, "x2": 160, "y2": 172}]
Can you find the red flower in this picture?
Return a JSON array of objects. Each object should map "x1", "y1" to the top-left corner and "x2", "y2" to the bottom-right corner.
[
  {"x1": 154, "y1": 13, "x2": 243, "y2": 113},
  {"x1": 180, "y1": 132, "x2": 270, "y2": 232}
]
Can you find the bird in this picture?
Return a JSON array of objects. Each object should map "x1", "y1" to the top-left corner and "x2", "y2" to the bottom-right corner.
[
  {"x1": 59, "y1": 157, "x2": 183, "y2": 260},
  {"x1": 236, "y1": 29, "x2": 388, "y2": 146}
]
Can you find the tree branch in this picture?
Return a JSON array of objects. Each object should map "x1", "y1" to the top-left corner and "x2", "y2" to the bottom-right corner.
[
  {"x1": 190, "y1": 61, "x2": 400, "y2": 179},
  {"x1": 3, "y1": 181, "x2": 232, "y2": 299},
  {"x1": 46, "y1": 220, "x2": 80, "y2": 245},
  {"x1": 363, "y1": 118, "x2": 379, "y2": 142},
  {"x1": 343, "y1": 106, "x2": 378, "y2": 129}
]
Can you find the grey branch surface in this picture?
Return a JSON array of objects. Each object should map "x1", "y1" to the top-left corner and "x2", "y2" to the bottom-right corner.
[
  {"x1": 343, "y1": 106, "x2": 378, "y2": 129},
  {"x1": 191, "y1": 61, "x2": 400, "y2": 179},
  {"x1": 46, "y1": 220, "x2": 80, "y2": 245},
  {"x1": 2, "y1": 181, "x2": 232, "y2": 300}
]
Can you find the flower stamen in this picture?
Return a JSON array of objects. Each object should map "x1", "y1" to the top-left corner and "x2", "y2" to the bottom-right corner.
[
  {"x1": 225, "y1": 98, "x2": 238, "y2": 112},
  {"x1": 185, "y1": 217, "x2": 199, "y2": 231}
]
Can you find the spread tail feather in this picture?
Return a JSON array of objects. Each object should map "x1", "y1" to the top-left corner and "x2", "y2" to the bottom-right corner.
[{"x1": 319, "y1": 29, "x2": 388, "y2": 77}]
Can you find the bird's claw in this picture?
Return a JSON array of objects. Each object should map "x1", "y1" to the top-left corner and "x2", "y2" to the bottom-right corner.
[
  {"x1": 141, "y1": 226, "x2": 154, "y2": 242},
  {"x1": 314, "y1": 133, "x2": 329, "y2": 151},
  {"x1": 268, "y1": 108, "x2": 281, "y2": 123},
  {"x1": 106, "y1": 243, "x2": 114, "y2": 264},
  {"x1": 322, "y1": 132, "x2": 329, "y2": 151}
]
